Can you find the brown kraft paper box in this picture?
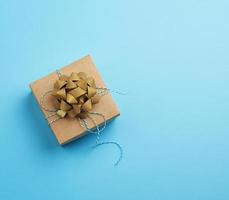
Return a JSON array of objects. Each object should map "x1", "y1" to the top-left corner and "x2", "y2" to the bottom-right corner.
[{"x1": 30, "y1": 55, "x2": 120, "y2": 145}]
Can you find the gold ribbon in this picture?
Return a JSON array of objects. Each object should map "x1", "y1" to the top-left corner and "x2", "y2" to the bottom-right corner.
[{"x1": 51, "y1": 72, "x2": 101, "y2": 119}]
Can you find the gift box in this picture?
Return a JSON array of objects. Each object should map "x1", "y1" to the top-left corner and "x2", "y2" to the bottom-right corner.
[{"x1": 30, "y1": 55, "x2": 120, "y2": 145}]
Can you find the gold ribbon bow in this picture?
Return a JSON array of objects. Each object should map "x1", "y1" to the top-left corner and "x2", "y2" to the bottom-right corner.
[{"x1": 51, "y1": 72, "x2": 100, "y2": 119}]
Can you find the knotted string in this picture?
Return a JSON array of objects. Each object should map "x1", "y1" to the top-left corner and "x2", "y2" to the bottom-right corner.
[{"x1": 40, "y1": 70, "x2": 125, "y2": 166}]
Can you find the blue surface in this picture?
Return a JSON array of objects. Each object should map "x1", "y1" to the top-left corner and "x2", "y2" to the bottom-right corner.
[{"x1": 1, "y1": 0, "x2": 229, "y2": 199}]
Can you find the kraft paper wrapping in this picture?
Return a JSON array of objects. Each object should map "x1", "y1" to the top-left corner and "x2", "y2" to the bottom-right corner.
[{"x1": 30, "y1": 55, "x2": 120, "y2": 145}]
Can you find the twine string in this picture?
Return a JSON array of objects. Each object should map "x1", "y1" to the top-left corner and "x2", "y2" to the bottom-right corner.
[
  {"x1": 40, "y1": 90, "x2": 58, "y2": 112},
  {"x1": 79, "y1": 112, "x2": 123, "y2": 166},
  {"x1": 56, "y1": 69, "x2": 62, "y2": 77},
  {"x1": 93, "y1": 142, "x2": 123, "y2": 166},
  {"x1": 40, "y1": 71, "x2": 62, "y2": 113},
  {"x1": 96, "y1": 88, "x2": 127, "y2": 97},
  {"x1": 39, "y1": 69, "x2": 124, "y2": 166}
]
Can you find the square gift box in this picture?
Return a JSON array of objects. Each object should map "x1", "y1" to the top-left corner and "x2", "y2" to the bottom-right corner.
[{"x1": 30, "y1": 55, "x2": 120, "y2": 145}]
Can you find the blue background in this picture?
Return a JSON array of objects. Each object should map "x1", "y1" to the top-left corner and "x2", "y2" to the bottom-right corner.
[{"x1": 1, "y1": 0, "x2": 229, "y2": 199}]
